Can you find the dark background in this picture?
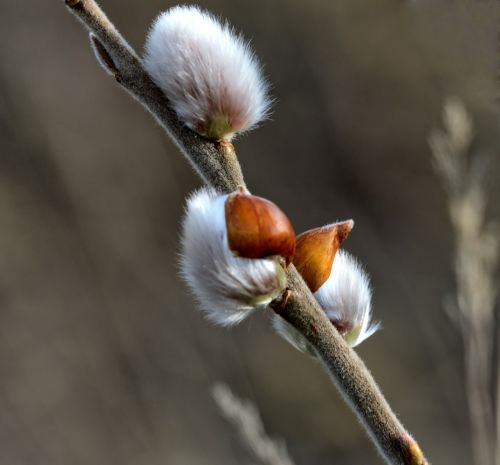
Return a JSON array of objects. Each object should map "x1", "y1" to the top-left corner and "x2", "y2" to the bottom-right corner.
[{"x1": 0, "y1": 0, "x2": 499, "y2": 464}]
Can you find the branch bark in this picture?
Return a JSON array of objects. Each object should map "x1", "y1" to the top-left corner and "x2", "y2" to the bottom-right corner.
[{"x1": 62, "y1": 1, "x2": 429, "y2": 464}]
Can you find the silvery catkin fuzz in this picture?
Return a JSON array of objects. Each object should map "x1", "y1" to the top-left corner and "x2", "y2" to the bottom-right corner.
[
  {"x1": 315, "y1": 250, "x2": 379, "y2": 346},
  {"x1": 180, "y1": 188, "x2": 295, "y2": 326},
  {"x1": 144, "y1": 5, "x2": 271, "y2": 140},
  {"x1": 275, "y1": 223, "x2": 379, "y2": 350}
]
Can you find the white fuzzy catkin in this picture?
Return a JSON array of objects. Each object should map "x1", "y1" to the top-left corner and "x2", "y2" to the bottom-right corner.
[
  {"x1": 144, "y1": 5, "x2": 271, "y2": 140},
  {"x1": 316, "y1": 250, "x2": 379, "y2": 347},
  {"x1": 275, "y1": 250, "x2": 379, "y2": 350},
  {"x1": 180, "y1": 188, "x2": 286, "y2": 326},
  {"x1": 273, "y1": 315, "x2": 313, "y2": 353}
]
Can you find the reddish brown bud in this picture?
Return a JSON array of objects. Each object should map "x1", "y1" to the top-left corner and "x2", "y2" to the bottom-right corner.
[
  {"x1": 225, "y1": 190, "x2": 296, "y2": 264},
  {"x1": 293, "y1": 220, "x2": 354, "y2": 292}
]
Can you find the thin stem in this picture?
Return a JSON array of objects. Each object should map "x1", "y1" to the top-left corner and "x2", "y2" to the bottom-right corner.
[
  {"x1": 497, "y1": 324, "x2": 500, "y2": 465},
  {"x1": 275, "y1": 267, "x2": 426, "y2": 465},
  {"x1": 212, "y1": 383, "x2": 296, "y2": 465},
  {"x1": 464, "y1": 330, "x2": 495, "y2": 465},
  {"x1": 62, "y1": 1, "x2": 429, "y2": 464}
]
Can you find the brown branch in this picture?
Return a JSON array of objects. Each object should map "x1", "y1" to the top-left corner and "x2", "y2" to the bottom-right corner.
[
  {"x1": 62, "y1": 1, "x2": 429, "y2": 464},
  {"x1": 278, "y1": 268, "x2": 426, "y2": 465}
]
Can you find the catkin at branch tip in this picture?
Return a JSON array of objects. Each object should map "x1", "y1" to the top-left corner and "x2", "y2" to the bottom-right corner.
[{"x1": 144, "y1": 5, "x2": 271, "y2": 140}]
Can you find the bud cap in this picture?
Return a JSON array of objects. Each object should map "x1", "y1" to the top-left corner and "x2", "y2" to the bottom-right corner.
[
  {"x1": 225, "y1": 189, "x2": 296, "y2": 264},
  {"x1": 293, "y1": 220, "x2": 354, "y2": 292}
]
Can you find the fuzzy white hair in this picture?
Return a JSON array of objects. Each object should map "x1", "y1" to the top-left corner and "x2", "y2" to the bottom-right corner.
[
  {"x1": 144, "y1": 5, "x2": 271, "y2": 140},
  {"x1": 274, "y1": 250, "x2": 379, "y2": 350},
  {"x1": 272, "y1": 316, "x2": 313, "y2": 353},
  {"x1": 180, "y1": 188, "x2": 286, "y2": 326},
  {"x1": 315, "y1": 250, "x2": 379, "y2": 347}
]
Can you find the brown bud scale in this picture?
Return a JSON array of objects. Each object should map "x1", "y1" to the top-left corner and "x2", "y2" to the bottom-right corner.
[
  {"x1": 293, "y1": 220, "x2": 354, "y2": 292},
  {"x1": 225, "y1": 190, "x2": 296, "y2": 264}
]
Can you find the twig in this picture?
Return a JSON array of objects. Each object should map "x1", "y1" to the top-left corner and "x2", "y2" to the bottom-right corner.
[
  {"x1": 212, "y1": 383, "x2": 296, "y2": 465},
  {"x1": 62, "y1": 1, "x2": 429, "y2": 463}
]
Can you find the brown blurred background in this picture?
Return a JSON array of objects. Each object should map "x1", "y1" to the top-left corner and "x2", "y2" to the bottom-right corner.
[{"x1": 0, "y1": 0, "x2": 499, "y2": 464}]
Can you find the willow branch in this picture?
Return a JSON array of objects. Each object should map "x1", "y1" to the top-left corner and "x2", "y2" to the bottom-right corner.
[{"x1": 62, "y1": 1, "x2": 428, "y2": 464}]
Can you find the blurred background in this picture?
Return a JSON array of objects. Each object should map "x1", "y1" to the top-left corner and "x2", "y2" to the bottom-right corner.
[{"x1": 0, "y1": 0, "x2": 499, "y2": 464}]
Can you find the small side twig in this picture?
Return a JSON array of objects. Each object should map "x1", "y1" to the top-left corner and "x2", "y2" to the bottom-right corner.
[
  {"x1": 212, "y1": 383, "x2": 296, "y2": 465},
  {"x1": 62, "y1": 1, "x2": 429, "y2": 464}
]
